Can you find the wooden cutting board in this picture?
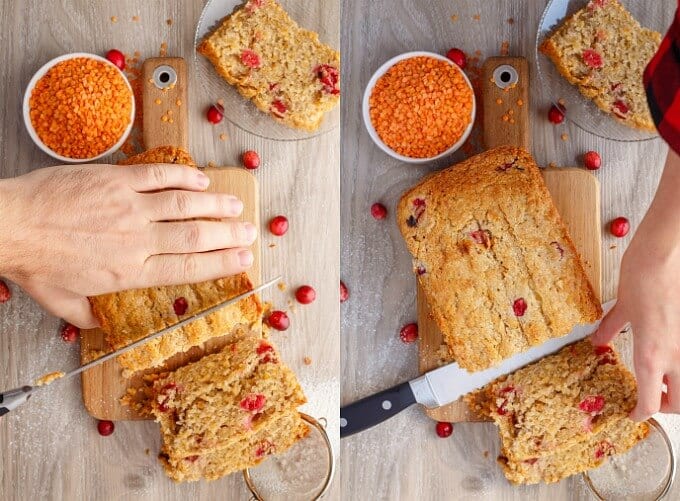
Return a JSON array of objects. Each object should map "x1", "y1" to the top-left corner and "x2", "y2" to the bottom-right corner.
[
  {"x1": 417, "y1": 57, "x2": 602, "y2": 423},
  {"x1": 80, "y1": 57, "x2": 261, "y2": 420}
]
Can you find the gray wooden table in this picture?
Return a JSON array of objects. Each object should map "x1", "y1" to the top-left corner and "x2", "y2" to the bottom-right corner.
[
  {"x1": 0, "y1": 1, "x2": 339, "y2": 500},
  {"x1": 341, "y1": 1, "x2": 680, "y2": 499}
]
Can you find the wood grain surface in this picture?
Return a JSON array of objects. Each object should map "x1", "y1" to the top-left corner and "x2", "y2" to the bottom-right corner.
[
  {"x1": 0, "y1": 1, "x2": 340, "y2": 500},
  {"x1": 341, "y1": 1, "x2": 680, "y2": 500},
  {"x1": 80, "y1": 167, "x2": 261, "y2": 421},
  {"x1": 418, "y1": 55, "x2": 602, "y2": 423}
]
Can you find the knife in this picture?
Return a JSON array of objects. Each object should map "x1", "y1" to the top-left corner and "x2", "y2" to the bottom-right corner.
[
  {"x1": 0, "y1": 276, "x2": 280, "y2": 417},
  {"x1": 340, "y1": 300, "x2": 616, "y2": 438}
]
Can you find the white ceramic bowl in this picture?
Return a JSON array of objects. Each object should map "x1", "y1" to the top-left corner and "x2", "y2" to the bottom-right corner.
[
  {"x1": 362, "y1": 51, "x2": 476, "y2": 164},
  {"x1": 23, "y1": 52, "x2": 135, "y2": 163}
]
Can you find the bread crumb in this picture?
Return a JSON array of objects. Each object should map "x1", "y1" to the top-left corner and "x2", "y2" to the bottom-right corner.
[
  {"x1": 558, "y1": 98, "x2": 566, "y2": 107},
  {"x1": 147, "y1": 78, "x2": 154, "y2": 84},
  {"x1": 167, "y1": 110, "x2": 173, "y2": 116},
  {"x1": 132, "y1": 15, "x2": 139, "y2": 22},
  {"x1": 166, "y1": 18, "x2": 173, "y2": 26},
  {"x1": 268, "y1": 243, "x2": 277, "y2": 248},
  {"x1": 207, "y1": 161, "x2": 216, "y2": 168},
  {"x1": 496, "y1": 98, "x2": 503, "y2": 105},
  {"x1": 610, "y1": 244, "x2": 617, "y2": 249},
  {"x1": 508, "y1": 109, "x2": 514, "y2": 116},
  {"x1": 561, "y1": 133, "x2": 569, "y2": 141},
  {"x1": 508, "y1": 17, "x2": 514, "y2": 24},
  {"x1": 161, "y1": 115, "x2": 168, "y2": 122},
  {"x1": 451, "y1": 14, "x2": 458, "y2": 22},
  {"x1": 484, "y1": 450, "x2": 490, "y2": 458},
  {"x1": 134, "y1": 51, "x2": 140, "y2": 58},
  {"x1": 548, "y1": 162, "x2": 557, "y2": 169},
  {"x1": 473, "y1": 14, "x2": 481, "y2": 21},
  {"x1": 277, "y1": 282, "x2": 287, "y2": 292},
  {"x1": 175, "y1": 99, "x2": 182, "y2": 106},
  {"x1": 110, "y1": 16, "x2": 118, "y2": 23},
  {"x1": 517, "y1": 99, "x2": 524, "y2": 106},
  {"x1": 219, "y1": 133, "x2": 227, "y2": 141},
  {"x1": 474, "y1": 50, "x2": 482, "y2": 56},
  {"x1": 217, "y1": 98, "x2": 224, "y2": 106},
  {"x1": 502, "y1": 115, "x2": 509, "y2": 122},
  {"x1": 500, "y1": 41, "x2": 509, "y2": 56},
  {"x1": 303, "y1": 356, "x2": 312, "y2": 365},
  {"x1": 34, "y1": 371, "x2": 65, "y2": 387},
  {"x1": 509, "y1": 118, "x2": 515, "y2": 124},
  {"x1": 154, "y1": 98, "x2": 161, "y2": 105},
  {"x1": 145, "y1": 448, "x2": 150, "y2": 455}
]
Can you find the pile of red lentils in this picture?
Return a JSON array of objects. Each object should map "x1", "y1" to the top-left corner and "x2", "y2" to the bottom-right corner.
[
  {"x1": 29, "y1": 57, "x2": 133, "y2": 159},
  {"x1": 369, "y1": 56, "x2": 474, "y2": 158}
]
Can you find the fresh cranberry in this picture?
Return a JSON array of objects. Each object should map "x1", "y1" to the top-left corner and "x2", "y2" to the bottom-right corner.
[
  {"x1": 371, "y1": 203, "x2": 387, "y2": 220},
  {"x1": 550, "y1": 241, "x2": 564, "y2": 259},
  {"x1": 416, "y1": 265, "x2": 426, "y2": 275},
  {"x1": 0, "y1": 280, "x2": 10, "y2": 303},
  {"x1": 548, "y1": 104, "x2": 565, "y2": 124},
  {"x1": 315, "y1": 64, "x2": 340, "y2": 95},
  {"x1": 595, "y1": 440, "x2": 613, "y2": 459},
  {"x1": 435, "y1": 421, "x2": 454, "y2": 438},
  {"x1": 295, "y1": 285, "x2": 316, "y2": 305},
  {"x1": 583, "y1": 151, "x2": 601, "y2": 170},
  {"x1": 399, "y1": 323, "x2": 418, "y2": 343},
  {"x1": 513, "y1": 298, "x2": 527, "y2": 317},
  {"x1": 105, "y1": 49, "x2": 126, "y2": 71},
  {"x1": 340, "y1": 281, "x2": 349, "y2": 303},
  {"x1": 610, "y1": 217, "x2": 630, "y2": 237},
  {"x1": 612, "y1": 100, "x2": 629, "y2": 118},
  {"x1": 240, "y1": 393, "x2": 266, "y2": 412},
  {"x1": 242, "y1": 150, "x2": 260, "y2": 170},
  {"x1": 255, "y1": 440, "x2": 274, "y2": 458},
  {"x1": 271, "y1": 100, "x2": 287, "y2": 117},
  {"x1": 267, "y1": 310, "x2": 289, "y2": 331},
  {"x1": 579, "y1": 395, "x2": 605, "y2": 414},
  {"x1": 241, "y1": 49, "x2": 261, "y2": 69},
  {"x1": 173, "y1": 297, "x2": 188, "y2": 316},
  {"x1": 594, "y1": 345, "x2": 614, "y2": 356},
  {"x1": 582, "y1": 49, "x2": 604, "y2": 69},
  {"x1": 446, "y1": 48, "x2": 467, "y2": 69},
  {"x1": 269, "y1": 215, "x2": 288, "y2": 236},
  {"x1": 60, "y1": 323, "x2": 80, "y2": 343},
  {"x1": 206, "y1": 103, "x2": 224, "y2": 124},
  {"x1": 97, "y1": 420, "x2": 115, "y2": 436}
]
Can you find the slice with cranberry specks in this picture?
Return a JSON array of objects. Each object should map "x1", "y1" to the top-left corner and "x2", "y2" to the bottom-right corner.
[
  {"x1": 197, "y1": 0, "x2": 340, "y2": 131},
  {"x1": 465, "y1": 339, "x2": 649, "y2": 485},
  {"x1": 146, "y1": 332, "x2": 308, "y2": 482},
  {"x1": 539, "y1": 0, "x2": 660, "y2": 131}
]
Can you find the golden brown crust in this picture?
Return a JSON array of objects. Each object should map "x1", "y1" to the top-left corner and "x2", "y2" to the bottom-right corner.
[
  {"x1": 196, "y1": 0, "x2": 339, "y2": 132},
  {"x1": 88, "y1": 146, "x2": 262, "y2": 375},
  {"x1": 465, "y1": 340, "x2": 649, "y2": 484},
  {"x1": 539, "y1": 0, "x2": 659, "y2": 132},
  {"x1": 397, "y1": 146, "x2": 602, "y2": 371}
]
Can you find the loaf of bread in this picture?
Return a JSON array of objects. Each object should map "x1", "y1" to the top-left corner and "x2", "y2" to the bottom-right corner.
[
  {"x1": 539, "y1": 0, "x2": 660, "y2": 131},
  {"x1": 397, "y1": 146, "x2": 601, "y2": 371},
  {"x1": 197, "y1": 0, "x2": 340, "y2": 131},
  {"x1": 88, "y1": 146, "x2": 262, "y2": 375},
  {"x1": 149, "y1": 333, "x2": 308, "y2": 482},
  {"x1": 465, "y1": 339, "x2": 649, "y2": 484}
]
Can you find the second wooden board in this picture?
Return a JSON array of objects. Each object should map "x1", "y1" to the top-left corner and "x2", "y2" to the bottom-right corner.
[{"x1": 80, "y1": 167, "x2": 261, "y2": 420}]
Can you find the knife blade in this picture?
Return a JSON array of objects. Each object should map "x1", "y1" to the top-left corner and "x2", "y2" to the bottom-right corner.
[
  {"x1": 0, "y1": 276, "x2": 280, "y2": 417},
  {"x1": 340, "y1": 300, "x2": 616, "y2": 438}
]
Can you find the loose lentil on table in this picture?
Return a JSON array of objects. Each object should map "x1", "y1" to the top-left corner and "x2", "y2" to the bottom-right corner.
[
  {"x1": 368, "y1": 56, "x2": 473, "y2": 158},
  {"x1": 29, "y1": 57, "x2": 132, "y2": 159}
]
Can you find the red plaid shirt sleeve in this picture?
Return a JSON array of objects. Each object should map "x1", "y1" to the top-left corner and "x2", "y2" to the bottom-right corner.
[{"x1": 644, "y1": 5, "x2": 680, "y2": 154}]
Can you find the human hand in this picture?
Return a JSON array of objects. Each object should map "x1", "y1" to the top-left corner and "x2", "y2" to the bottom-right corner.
[
  {"x1": 0, "y1": 163, "x2": 257, "y2": 328},
  {"x1": 592, "y1": 149, "x2": 680, "y2": 421}
]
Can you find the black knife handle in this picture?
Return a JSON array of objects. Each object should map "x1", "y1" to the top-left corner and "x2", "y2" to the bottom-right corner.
[{"x1": 340, "y1": 381, "x2": 416, "y2": 438}]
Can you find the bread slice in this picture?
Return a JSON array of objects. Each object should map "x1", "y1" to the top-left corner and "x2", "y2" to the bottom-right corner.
[
  {"x1": 539, "y1": 0, "x2": 660, "y2": 131},
  {"x1": 466, "y1": 339, "x2": 649, "y2": 484},
  {"x1": 397, "y1": 146, "x2": 601, "y2": 371},
  {"x1": 149, "y1": 333, "x2": 308, "y2": 482},
  {"x1": 88, "y1": 146, "x2": 262, "y2": 375},
  {"x1": 197, "y1": 0, "x2": 340, "y2": 131}
]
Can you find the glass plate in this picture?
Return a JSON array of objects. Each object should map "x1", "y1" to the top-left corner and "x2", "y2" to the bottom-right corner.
[
  {"x1": 535, "y1": 0, "x2": 674, "y2": 142},
  {"x1": 193, "y1": 0, "x2": 340, "y2": 141}
]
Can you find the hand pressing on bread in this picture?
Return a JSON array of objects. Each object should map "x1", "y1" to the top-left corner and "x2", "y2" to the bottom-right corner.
[
  {"x1": 0, "y1": 163, "x2": 256, "y2": 329},
  {"x1": 592, "y1": 148, "x2": 680, "y2": 421}
]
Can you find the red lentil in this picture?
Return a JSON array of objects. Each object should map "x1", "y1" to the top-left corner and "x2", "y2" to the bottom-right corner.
[
  {"x1": 29, "y1": 57, "x2": 132, "y2": 159},
  {"x1": 369, "y1": 56, "x2": 473, "y2": 158}
]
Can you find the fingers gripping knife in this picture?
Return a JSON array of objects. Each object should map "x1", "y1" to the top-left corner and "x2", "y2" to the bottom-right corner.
[{"x1": 0, "y1": 276, "x2": 280, "y2": 417}]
